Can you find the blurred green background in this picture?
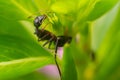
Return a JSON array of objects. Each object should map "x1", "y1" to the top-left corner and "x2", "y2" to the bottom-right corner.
[{"x1": 0, "y1": 0, "x2": 120, "y2": 80}]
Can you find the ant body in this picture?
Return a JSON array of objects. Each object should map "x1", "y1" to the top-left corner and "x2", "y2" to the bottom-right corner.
[{"x1": 33, "y1": 14, "x2": 72, "y2": 79}]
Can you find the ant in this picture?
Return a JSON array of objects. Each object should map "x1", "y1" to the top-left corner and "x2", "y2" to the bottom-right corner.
[
  {"x1": 34, "y1": 14, "x2": 72, "y2": 53},
  {"x1": 33, "y1": 14, "x2": 72, "y2": 79}
]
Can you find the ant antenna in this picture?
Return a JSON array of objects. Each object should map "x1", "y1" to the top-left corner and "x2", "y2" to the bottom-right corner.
[{"x1": 27, "y1": 9, "x2": 54, "y2": 19}]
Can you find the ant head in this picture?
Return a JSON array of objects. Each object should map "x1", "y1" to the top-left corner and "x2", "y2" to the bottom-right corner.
[
  {"x1": 28, "y1": 10, "x2": 56, "y2": 28},
  {"x1": 34, "y1": 15, "x2": 47, "y2": 28}
]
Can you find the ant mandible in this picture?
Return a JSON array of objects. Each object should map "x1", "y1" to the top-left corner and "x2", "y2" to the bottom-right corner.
[{"x1": 33, "y1": 14, "x2": 72, "y2": 79}]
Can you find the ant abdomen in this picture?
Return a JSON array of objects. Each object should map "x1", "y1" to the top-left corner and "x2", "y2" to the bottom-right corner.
[{"x1": 56, "y1": 36, "x2": 72, "y2": 47}]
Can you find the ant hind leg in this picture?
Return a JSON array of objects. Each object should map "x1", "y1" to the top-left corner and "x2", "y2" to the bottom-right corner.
[
  {"x1": 55, "y1": 39, "x2": 58, "y2": 53},
  {"x1": 54, "y1": 39, "x2": 62, "y2": 78}
]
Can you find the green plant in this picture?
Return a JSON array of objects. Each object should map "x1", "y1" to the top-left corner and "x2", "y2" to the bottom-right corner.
[{"x1": 0, "y1": 0, "x2": 120, "y2": 80}]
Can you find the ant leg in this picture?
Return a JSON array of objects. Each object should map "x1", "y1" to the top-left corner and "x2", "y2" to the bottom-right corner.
[
  {"x1": 48, "y1": 41, "x2": 52, "y2": 49},
  {"x1": 55, "y1": 39, "x2": 58, "y2": 53},
  {"x1": 55, "y1": 39, "x2": 62, "y2": 79},
  {"x1": 43, "y1": 37, "x2": 54, "y2": 47},
  {"x1": 38, "y1": 33, "x2": 49, "y2": 41}
]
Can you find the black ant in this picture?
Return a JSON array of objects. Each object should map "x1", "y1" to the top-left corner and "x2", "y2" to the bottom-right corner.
[
  {"x1": 34, "y1": 14, "x2": 72, "y2": 53},
  {"x1": 33, "y1": 14, "x2": 72, "y2": 79}
]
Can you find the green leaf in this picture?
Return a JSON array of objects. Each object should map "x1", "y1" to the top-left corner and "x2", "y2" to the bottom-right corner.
[
  {"x1": 92, "y1": 3, "x2": 119, "y2": 51},
  {"x1": 74, "y1": 0, "x2": 119, "y2": 30},
  {"x1": 0, "y1": 34, "x2": 53, "y2": 79},
  {"x1": 51, "y1": 0, "x2": 77, "y2": 14},
  {"x1": 62, "y1": 46, "x2": 78, "y2": 80},
  {"x1": 87, "y1": 0, "x2": 119, "y2": 21},
  {"x1": 8, "y1": 72, "x2": 50, "y2": 80},
  {"x1": 0, "y1": 0, "x2": 55, "y2": 79},
  {"x1": 13, "y1": 0, "x2": 38, "y2": 13},
  {"x1": 0, "y1": 0, "x2": 31, "y2": 20},
  {"x1": 33, "y1": 0, "x2": 54, "y2": 11},
  {"x1": 0, "y1": 0, "x2": 55, "y2": 21},
  {"x1": 0, "y1": 20, "x2": 34, "y2": 41},
  {"x1": 94, "y1": 4, "x2": 120, "y2": 80}
]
